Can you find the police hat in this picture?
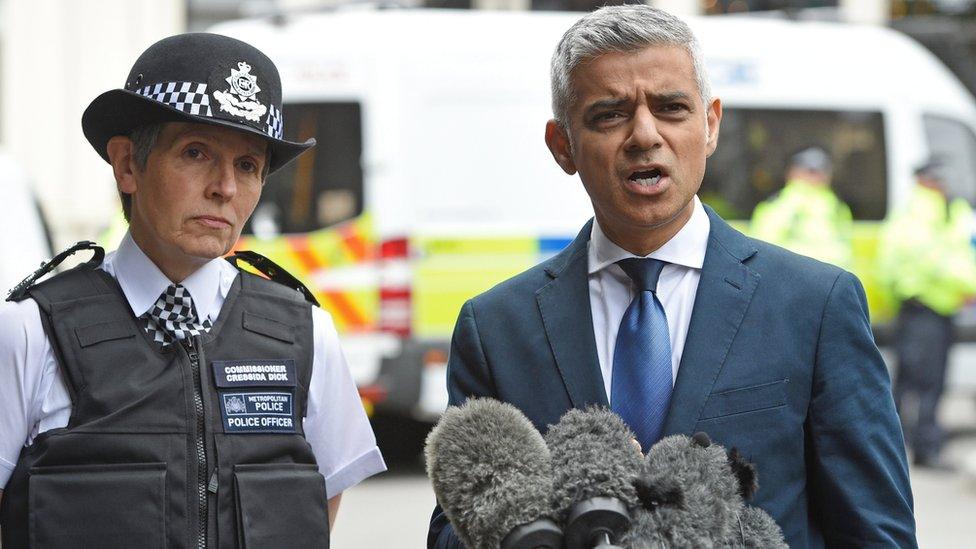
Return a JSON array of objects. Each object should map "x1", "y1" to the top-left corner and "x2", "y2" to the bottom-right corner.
[
  {"x1": 82, "y1": 33, "x2": 314, "y2": 174},
  {"x1": 789, "y1": 146, "x2": 832, "y2": 174},
  {"x1": 914, "y1": 158, "x2": 947, "y2": 181}
]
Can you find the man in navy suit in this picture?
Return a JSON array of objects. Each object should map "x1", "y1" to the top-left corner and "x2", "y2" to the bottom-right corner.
[{"x1": 429, "y1": 5, "x2": 915, "y2": 548}]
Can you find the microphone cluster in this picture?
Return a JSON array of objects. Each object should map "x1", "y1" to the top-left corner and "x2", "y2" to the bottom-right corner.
[{"x1": 424, "y1": 399, "x2": 787, "y2": 549}]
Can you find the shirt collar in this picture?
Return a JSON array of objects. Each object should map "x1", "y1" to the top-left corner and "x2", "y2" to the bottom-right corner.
[
  {"x1": 111, "y1": 231, "x2": 229, "y2": 321},
  {"x1": 588, "y1": 195, "x2": 710, "y2": 275}
]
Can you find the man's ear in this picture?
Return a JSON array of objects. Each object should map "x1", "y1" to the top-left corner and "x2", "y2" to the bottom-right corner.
[
  {"x1": 106, "y1": 136, "x2": 138, "y2": 196},
  {"x1": 545, "y1": 119, "x2": 577, "y2": 176},
  {"x1": 704, "y1": 97, "x2": 722, "y2": 158}
]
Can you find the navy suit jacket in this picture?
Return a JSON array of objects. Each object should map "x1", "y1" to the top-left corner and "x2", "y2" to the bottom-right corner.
[{"x1": 428, "y1": 207, "x2": 916, "y2": 548}]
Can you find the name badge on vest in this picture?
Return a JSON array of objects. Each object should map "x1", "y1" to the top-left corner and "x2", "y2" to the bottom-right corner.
[
  {"x1": 212, "y1": 359, "x2": 298, "y2": 434},
  {"x1": 212, "y1": 359, "x2": 297, "y2": 388}
]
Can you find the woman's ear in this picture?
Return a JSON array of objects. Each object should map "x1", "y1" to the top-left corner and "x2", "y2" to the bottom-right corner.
[{"x1": 106, "y1": 136, "x2": 138, "y2": 195}]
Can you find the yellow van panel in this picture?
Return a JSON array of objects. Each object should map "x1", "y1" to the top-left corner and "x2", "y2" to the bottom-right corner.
[{"x1": 411, "y1": 236, "x2": 541, "y2": 338}]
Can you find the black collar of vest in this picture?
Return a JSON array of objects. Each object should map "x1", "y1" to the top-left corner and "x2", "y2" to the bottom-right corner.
[
  {"x1": 225, "y1": 250, "x2": 319, "y2": 307},
  {"x1": 7, "y1": 241, "x2": 104, "y2": 303}
]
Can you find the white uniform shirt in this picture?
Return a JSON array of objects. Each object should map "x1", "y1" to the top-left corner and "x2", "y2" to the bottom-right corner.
[
  {"x1": 588, "y1": 196, "x2": 710, "y2": 401},
  {"x1": 0, "y1": 233, "x2": 386, "y2": 498}
]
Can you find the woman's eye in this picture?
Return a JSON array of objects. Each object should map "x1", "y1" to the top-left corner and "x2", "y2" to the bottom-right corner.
[
  {"x1": 239, "y1": 160, "x2": 256, "y2": 173},
  {"x1": 186, "y1": 148, "x2": 202, "y2": 159}
]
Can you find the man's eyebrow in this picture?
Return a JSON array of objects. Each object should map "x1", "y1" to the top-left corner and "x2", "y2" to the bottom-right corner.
[
  {"x1": 649, "y1": 91, "x2": 692, "y2": 103},
  {"x1": 581, "y1": 91, "x2": 694, "y2": 117},
  {"x1": 583, "y1": 97, "x2": 630, "y2": 117}
]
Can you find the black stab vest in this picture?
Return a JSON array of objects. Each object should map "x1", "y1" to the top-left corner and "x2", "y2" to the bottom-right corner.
[{"x1": 0, "y1": 263, "x2": 330, "y2": 549}]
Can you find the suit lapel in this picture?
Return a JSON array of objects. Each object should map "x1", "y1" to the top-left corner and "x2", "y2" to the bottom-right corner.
[
  {"x1": 663, "y1": 207, "x2": 760, "y2": 436},
  {"x1": 536, "y1": 220, "x2": 609, "y2": 408}
]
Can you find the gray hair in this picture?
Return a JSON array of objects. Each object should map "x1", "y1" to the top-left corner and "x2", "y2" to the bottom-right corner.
[
  {"x1": 119, "y1": 124, "x2": 163, "y2": 222},
  {"x1": 550, "y1": 5, "x2": 711, "y2": 127},
  {"x1": 118, "y1": 122, "x2": 271, "y2": 222}
]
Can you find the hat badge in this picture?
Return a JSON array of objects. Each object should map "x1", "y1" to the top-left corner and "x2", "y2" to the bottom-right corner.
[{"x1": 213, "y1": 61, "x2": 268, "y2": 122}]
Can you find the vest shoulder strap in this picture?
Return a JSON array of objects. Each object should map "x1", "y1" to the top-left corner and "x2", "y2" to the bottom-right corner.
[
  {"x1": 226, "y1": 250, "x2": 319, "y2": 307},
  {"x1": 12, "y1": 244, "x2": 113, "y2": 405},
  {"x1": 7, "y1": 241, "x2": 106, "y2": 304}
]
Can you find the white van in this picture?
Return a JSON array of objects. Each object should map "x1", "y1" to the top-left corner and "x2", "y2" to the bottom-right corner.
[
  {"x1": 211, "y1": 8, "x2": 976, "y2": 422},
  {"x1": 0, "y1": 151, "x2": 53, "y2": 296}
]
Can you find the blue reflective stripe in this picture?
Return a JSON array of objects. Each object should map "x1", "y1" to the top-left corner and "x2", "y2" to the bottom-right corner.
[{"x1": 540, "y1": 237, "x2": 573, "y2": 254}]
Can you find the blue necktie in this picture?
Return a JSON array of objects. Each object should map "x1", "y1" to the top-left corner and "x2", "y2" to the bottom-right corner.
[{"x1": 611, "y1": 258, "x2": 673, "y2": 452}]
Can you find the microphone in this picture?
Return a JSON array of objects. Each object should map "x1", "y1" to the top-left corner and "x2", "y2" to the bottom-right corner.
[
  {"x1": 545, "y1": 406, "x2": 645, "y2": 548},
  {"x1": 624, "y1": 432, "x2": 786, "y2": 548},
  {"x1": 424, "y1": 398, "x2": 563, "y2": 549}
]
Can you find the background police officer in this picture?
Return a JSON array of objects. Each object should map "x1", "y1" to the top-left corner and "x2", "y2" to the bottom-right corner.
[
  {"x1": 879, "y1": 159, "x2": 976, "y2": 470},
  {"x1": 0, "y1": 33, "x2": 385, "y2": 547},
  {"x1": 751, "y1": 146, "x2": 854, "y2": 269}
]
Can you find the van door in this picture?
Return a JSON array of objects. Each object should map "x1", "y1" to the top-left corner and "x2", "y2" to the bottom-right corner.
[
  {"x1": 238, "y1": 102, "x2": 374, "y2": 335},
  {"x1": 699, "y1": 107, "x2": 891, "y2": 318}
]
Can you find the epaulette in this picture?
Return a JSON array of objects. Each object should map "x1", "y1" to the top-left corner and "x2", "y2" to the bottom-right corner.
[
  {"x1": 226, "y1": 250, "x2": 320, "y2": 307},
  {"x1": 6, "y1": 241, "x2": 105, "y2": 302}
]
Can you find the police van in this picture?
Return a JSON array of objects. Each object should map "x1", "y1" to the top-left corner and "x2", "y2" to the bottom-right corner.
[
  {"x1": 0, "y1": 151, "x2": 53, "y2": 297},
  {"x1": 210, "y1": 8, "x2": 976, "y2": 427}
]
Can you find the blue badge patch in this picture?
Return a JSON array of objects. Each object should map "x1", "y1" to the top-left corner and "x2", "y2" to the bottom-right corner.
[
  {"x1": 212, "y1": 359, "x2": 297, "y2": 388},
  {"x1": 219, "y1": 391, "x2": 296, "y2": 433}
]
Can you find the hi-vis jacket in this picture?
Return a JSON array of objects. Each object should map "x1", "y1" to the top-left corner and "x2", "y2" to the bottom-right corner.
[
  {"x1": 0, "y1": 260, "x2": 330, "y2": 549},
  {"x1": 878, "y1": 184, "x2": 976, "y2": 316},
  {"x1": 751, "y1": 178, "x2": 854, "y2": 270}
]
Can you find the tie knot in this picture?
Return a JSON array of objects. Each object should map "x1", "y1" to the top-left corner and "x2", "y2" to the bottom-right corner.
[
  {"x1": 163, "y1": 284, "x2": 197, "y2": 316},
  {"x1": 144, "y1": 284, "x2": 211, "y2": 346},
  {"x1": 617, "y1": 257, "x2": 667, "y2": 293}
]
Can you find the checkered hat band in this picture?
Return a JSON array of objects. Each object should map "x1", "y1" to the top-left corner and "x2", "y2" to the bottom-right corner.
[
  {"x1": 265, "y1": 104, "x2": 283, "y2": 140},
  {"x1": 136, "y1": 81, "x2": 283, "y2": 140},
  {"x1": 143, "y1": 284, "x2": 212, "y2": 347},
  {"x1": 138, "y1": 81, "x2": 213, "y2": 117}
]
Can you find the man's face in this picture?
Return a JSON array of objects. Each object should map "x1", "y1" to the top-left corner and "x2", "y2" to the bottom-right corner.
[
  {"x1": 788, "y1": 167, "x2": 830, "y2": 186},
  {"x1": 121, "y1": 122, "x2": 267, "y2": 275},
  {"x1": 918, "y1": 174, "x2": 945, "y2": 194},
  {"x1": 546, "y1": 45, "x2": 721, "y2": 252}
]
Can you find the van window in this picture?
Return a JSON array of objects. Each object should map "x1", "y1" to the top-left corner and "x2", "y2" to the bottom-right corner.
[
  {"x1": 244, "y1": 102, "x2": 364, "y2": 237},
  {"x1": 700, "y1": 108, "x2": 887, "y2": 221},
  {"x1": 923, "y1": 114, "x2": 976, "y2": 205}
]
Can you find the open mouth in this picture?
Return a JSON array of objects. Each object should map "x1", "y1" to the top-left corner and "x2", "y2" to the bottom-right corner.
[{"x1": 629, "y1": 168, "x2": 665, "y2": 186}]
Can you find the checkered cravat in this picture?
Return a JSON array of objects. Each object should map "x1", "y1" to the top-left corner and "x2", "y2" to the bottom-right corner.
[{"x1": 143, "y1": 284, "x2": 212, "y2": 347}]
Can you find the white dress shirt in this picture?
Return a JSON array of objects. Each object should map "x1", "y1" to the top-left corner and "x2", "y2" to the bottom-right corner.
[
  {"x1": 0, "y1": 233, "x2": 386, "y2": 498},
  {"x1": 588, "y1": 195, "x2": 711, "y2": 401}
]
